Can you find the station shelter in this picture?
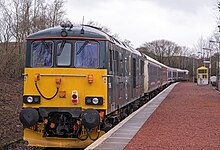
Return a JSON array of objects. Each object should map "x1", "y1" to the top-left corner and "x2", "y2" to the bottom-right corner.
[{"x1": 197, "y1": 66, "x2": 208, "y2": 85}]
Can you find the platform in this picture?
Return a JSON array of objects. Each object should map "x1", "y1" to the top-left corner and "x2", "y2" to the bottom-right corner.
[
  {"x1": 125, "y1": 82, "x2": 220, "y2": 149},
  {"x1": 86, "y1": 82, "x2": 220, "y2": 149},
  {"x1": 85, "y1": 83, "x2": 178, "y2": 150}
]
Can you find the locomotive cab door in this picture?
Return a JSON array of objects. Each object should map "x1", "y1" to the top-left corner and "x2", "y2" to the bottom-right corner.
[{"x1": 107, "y1": 46, "x2": 115, "y2": 113}]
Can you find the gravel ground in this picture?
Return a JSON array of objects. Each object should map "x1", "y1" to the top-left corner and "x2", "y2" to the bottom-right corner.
[
  {"x1": 125, "y1": 82, "x2": 220, "y2": 150},
  {"x1": 0, "y1": 78, "x2": 24, "y2": 148}
]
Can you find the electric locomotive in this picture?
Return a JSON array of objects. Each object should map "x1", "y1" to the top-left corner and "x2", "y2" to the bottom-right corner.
[{"x1": 19, "y1": 22, "x2": 145, "y2": 148}]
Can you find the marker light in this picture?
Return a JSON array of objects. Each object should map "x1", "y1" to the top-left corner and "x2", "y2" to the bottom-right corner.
[
  {"x1": 72, "y1": 90, "x2": 78, "y2": 104},
  {"x1": 27, "y1": 96, "x2": 33, "y2": 103},
  {"x1": 34, "y1": 74, "x2": 40, "y2": 82},
  {"x1": 88, "y1": 74, "x2": 94, "y2": 84},
  {"x1": 56, "y1": 78, "x2": 61, "y2": 88}
]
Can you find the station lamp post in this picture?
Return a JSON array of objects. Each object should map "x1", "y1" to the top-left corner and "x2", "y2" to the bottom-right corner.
[
  {"x1": 210, "y1": 2, "x2": 220, "y2": 90},
  {"x1": 191, "y1": 54, "x2": 196, "y2": 83}
]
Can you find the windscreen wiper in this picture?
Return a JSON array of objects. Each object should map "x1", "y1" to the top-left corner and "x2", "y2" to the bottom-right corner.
[
  {"x1": 76, "y1": 41, "x2": 89, "y2": 55},
  {"x1": 57, "y1": 40, "x2": 66, "y2": 56},
  {"x1": 40, "y1": 40, "x2": 50, "y2": 54}
]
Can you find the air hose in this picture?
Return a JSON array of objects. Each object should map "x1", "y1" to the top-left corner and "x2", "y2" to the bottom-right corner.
[
  {"x1": 35, "y1": 82, "x2": 59, "y2": 100},
  {"x1": 34, "y1": 74, "x2": 61, "y2": 100}
]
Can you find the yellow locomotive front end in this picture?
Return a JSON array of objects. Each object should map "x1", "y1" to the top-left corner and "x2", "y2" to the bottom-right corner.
[{"x1": 19, "y1": 24, "x2": 109, "y2": 148}]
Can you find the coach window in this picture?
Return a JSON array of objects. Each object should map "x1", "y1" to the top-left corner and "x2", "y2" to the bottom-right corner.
[
  {"x1": 57, "y1": 42, "x2": 71, "y2": 66},
  {"x1": 32, "y1": 40, "x2": 53, "y2": 67},
  {"x1": 75, "y1": 41, "x2": 99, "y2": 68}
]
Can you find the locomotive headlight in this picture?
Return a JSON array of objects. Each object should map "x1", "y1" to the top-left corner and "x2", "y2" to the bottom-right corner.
[
  {"x1": 27, "y1": 96, "x2": 33, "y2": 103},
  {"x1": 61, "y1": 30, "x2": 68, "y2": 37},
  {"x1": 85, "y1": 97, "x2": 103, "y2": 105},
  {"x1": 92, "y1": 98, "x2": 99, "y2": 104},
  {"x1": 23, "y1": 96, "x2": 40, "y2": 104}
]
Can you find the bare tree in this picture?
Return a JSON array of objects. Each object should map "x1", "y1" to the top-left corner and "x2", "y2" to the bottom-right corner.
[
  {"x1": 194, "y1": 36, "x2": 210, "y2": 59},
  {"x1": 139, "y1": 39, "x2": 182, "y2": 64},
  {"x1": 0, "y1": 0, "x2": 67, "y2": 78},
  {"x1": 47, "y1": 0, "x2": 65, "y2": 27},
  {"x1": 31, "y1": 0, "x2": 48, "y2": 32},
  {"x1": 87, "y1": 21, "x2": 111, "y2": 33},
  {"x1": 0, "y1": 2, "x2": 13, "y2": 52}
]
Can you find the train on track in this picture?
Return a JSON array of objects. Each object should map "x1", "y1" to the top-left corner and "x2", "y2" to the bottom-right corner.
[{"x1": 19, "y1": 22, "x2": 189, "y2": 148}]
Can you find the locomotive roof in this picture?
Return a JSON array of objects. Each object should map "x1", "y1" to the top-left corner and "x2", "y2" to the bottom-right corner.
[
  {"x1": 27, "y1": 24, "x2": 141, "y2": 56},
  {"x1": 27, "y1": 25, "x2": 111, "y2": 40}
]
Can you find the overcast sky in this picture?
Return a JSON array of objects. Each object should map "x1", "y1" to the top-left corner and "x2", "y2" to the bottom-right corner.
[{"x1": 64, "y1": 0, "x2": 217, "y2": 49}]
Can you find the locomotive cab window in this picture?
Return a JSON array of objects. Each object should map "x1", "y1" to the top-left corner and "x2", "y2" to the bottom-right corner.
[
  {"x1": 75, "y1": 41, "x2": 99, "y2": 68},
  {"x1": 57, "y1": 41, "x2": 71, "y2": 66},
  {"x1": 31, "y1": 40, "x2": 53, "y2": 67}
]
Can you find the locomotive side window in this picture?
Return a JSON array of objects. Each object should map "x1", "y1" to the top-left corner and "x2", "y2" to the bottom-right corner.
[
  {"x1": 115, "y1": 51, "x2": 119, "y2": 75},
  {"x1": 125, "y1": 57, "x2": 128, "y2": 76},
  {"x1": 32, "y1": 41, "x2": 53, "y2": 67},
  {"x1": 128, "y1": 56, "x2": 131, "y2": 75},
  {"x1": 140, "y1": 60, "x2": 144, "y2": 75},
  {"x1": 119, "y1": 53, "x2": 124, "y2": 76},
  {"x1": 108, "y1": 49, "x2": 113, "y2": 73},
  {"x1": 57, "y1": 42, "x2": 71, "y2": 66},
  {"x1": 75, "y1": 41, "x2": 99, "y2": 68}
]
